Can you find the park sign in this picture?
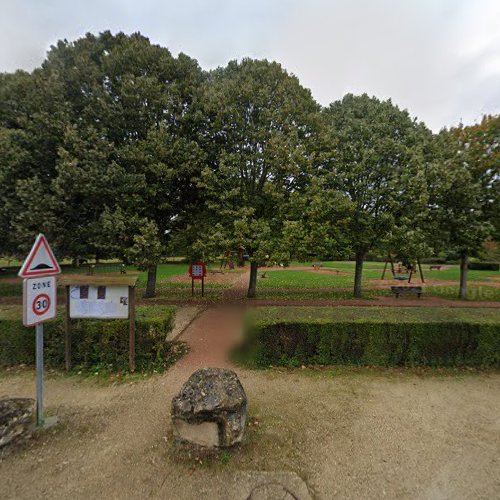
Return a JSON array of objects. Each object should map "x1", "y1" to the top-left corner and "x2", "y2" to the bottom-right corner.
[
  {"x1": 189, "y1": 261, "x2": 207, "y2": 280},
  {"x1": 189, "y1": 261, "x2": 207, "y2": 296},
  {"x1": 18, "y1": 233, "x2": 61, "y2": 278}
]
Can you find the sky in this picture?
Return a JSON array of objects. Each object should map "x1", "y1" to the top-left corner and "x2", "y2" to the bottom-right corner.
[{"x1": 1, "y1": 0, "x2": 499, "y2": 131}]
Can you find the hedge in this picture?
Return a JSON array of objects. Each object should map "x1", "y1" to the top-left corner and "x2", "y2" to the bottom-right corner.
[
  {"x1": 468, "y1": 262, "x2": 499, "y2": 271},
  {"x1": 0, "y1": 306, "x2": 176, "y2": 372},
  {"x1": 241, "y1": 307, "x2": 500, "y2": 368}
]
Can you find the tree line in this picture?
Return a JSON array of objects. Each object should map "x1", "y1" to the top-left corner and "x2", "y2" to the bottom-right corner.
[{"x1": 0, "y1": 32, "x2": 498, "y2": 298}]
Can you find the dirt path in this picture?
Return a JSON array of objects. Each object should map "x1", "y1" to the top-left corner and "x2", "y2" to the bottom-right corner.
[
  {"x1": 1, "y1": 274, "x2": 500, "y2": 499},
  {"x1": 1, "y1": 364, "x2": 499, "y2": 499}
]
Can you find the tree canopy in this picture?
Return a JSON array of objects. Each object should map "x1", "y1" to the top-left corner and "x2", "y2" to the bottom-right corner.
[{"x1": 0, "y1": 31, "x2": 498, "y2": 299}]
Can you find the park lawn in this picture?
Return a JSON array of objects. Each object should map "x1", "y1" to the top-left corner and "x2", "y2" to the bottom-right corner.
[
  {"x1": 134, "y1": 263, "x2": 188, "y2": 286},
  {"x1": 424, "y1": 267, "x2": 499, "y2": 282},
  {"x1": 426, "y1": 285, "x2": 500, "y2": 301},
  {"x1": 291, "y1": 260, "x2": 384, "y2": 270},
  {"x1": 247, "y1": 305, "x2": 500, "y2": 325},
  {"x1": 291, "y1": 260, "x2": 499, "y2": 283},
  {"x1": 255, "y1": 289, "x2": 386, "y2": 300},
  {"x1": 152, "y1": 286, "x2": 224, "y2": 299},
  {"x1": 257, "y1": 269, "x2": 381, "y2": 289}
]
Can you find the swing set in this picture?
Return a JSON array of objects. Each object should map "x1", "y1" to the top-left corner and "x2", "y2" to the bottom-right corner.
[{"x1": 381, "y1": 254, "x2": 425, "y2": 284}]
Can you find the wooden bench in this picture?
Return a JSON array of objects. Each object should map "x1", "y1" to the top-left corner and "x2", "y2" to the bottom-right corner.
[
  {"x1": 391, "y1": 286, "x2": 422, "y2": 298},
  {"x1": 429, "y1": 265, "x2": 442, "y2": 271}
]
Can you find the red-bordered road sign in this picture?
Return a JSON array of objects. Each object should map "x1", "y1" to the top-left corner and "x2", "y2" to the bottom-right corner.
[
  {"x1": 189, "y1": 261, "x2": 206, "y2": 280},
  {"x1": 23, "y1": 276, "x2": 57, "y2": 326},
  {"x1": 18, "y1": 234, "x2": 61, "y2": 278},
  {"x1": 32, "y1": 293, "x2": 51, "y2": 316}
]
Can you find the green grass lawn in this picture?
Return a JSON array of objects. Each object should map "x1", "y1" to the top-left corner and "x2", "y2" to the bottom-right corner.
[
  {"x1": 255, "y1": 289, "x2": 386, "y2": 300},
  {"x1": 257, "y1": 268, "x2": 384, "y2": 289},
  {"x1": 289, "y1": 260, "x2": 499, "y2": 283},
  {"x1": 426, "y1": 285, "x2": 500, "y2": 301},
  {"x1": 247, "y1": 306, "x2": 500, "y2": 325}
]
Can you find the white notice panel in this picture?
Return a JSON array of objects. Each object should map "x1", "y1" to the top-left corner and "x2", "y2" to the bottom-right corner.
[
  {"x1": 23, "y1": 276, "x2": 57, "y2": 326},
  {"x1": 69, "y1": 285, "x2": 129, "y2": 319}
]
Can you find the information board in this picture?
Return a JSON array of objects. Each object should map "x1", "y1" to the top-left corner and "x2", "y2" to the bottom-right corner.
[{"x1": 69, "y1": 285, "x2": 129, "y2": 319}]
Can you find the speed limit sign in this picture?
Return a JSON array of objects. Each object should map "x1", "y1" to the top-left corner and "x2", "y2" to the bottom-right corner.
[{"x1": 23, "y1": 276, "x2": 57, "y2": 326}]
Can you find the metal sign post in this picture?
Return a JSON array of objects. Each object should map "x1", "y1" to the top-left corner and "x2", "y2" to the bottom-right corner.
[
  {"x1": 19, "y1": 233, "x2": 60, "y2": 428},
  {"x1": 35, "y1": 323, "x2": 44, "y2": 426}
]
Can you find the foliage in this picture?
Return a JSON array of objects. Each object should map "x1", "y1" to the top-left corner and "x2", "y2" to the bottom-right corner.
[
  {"x1": 319, "y1": 94, "x2": 431, "y2": 296},
  {"x1": 191, "y1": 58, "x2": 321, "y2": 296},
  {"x1": 467, "y1": 262, "x2": 499, "y2": 271},
  {"x1": 0, "y1": 32, "x2": 205, "y2": 297},
  {"x1": 432, "y1": 117, "x2": 499, "y2": 297},
  {"x1": 0, "y1": 306, "x2": 177, "y2": 372},
  {"x1": 240, "y1": 307, "x2": 500, "y2": 367}
]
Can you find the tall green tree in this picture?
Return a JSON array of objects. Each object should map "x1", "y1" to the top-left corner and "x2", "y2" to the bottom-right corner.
[
  {"x1": 193, "y1": 58, "x2": 321, "y2": 297},
  {"x1": 0, "y1": 32, "x2": 204, "y2": 297},
  {"x1": 322, "y1": 94, "x2": 430, "y2": 297},
  {"x1": 435, "y1": 116, "x2": 499, "y2": 299}
]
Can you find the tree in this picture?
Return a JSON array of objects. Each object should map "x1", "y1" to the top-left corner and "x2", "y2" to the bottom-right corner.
[
  {"x1": 0, "y1": 68, "x2": 69, "y2": 256},
  {"x1": 0, "y1": 32, "x2": 205, "y2": 297},
  {"x1": 322, "y1": 94, "x2": 430, "y2": 297},
  {"x1": 434, "y1": 116, "x2": 499, "y2": 299},
  {"x1": 193, "y1": 58, "x2": 321, "y2": 297},
  {"x1": 43, "y1": 32, "x2": 205, "y2": 296}
]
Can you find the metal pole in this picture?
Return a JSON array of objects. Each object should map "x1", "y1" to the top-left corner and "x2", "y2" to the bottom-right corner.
[
  {"x1": 129, "y1": 286, "x2": 136, "y2": 372},
  {"x1": 35, "y1": 323, "x2": 44, "y2": 426}
]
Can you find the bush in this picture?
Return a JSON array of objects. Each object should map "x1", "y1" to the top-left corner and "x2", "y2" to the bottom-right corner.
[
  {"x1": 240, "y1": 308, "x2": 500, "y2": 368},
  {"x1": 468, "y1": 262, "x2": 499, "y2": 271},
  {"x1": 420, "y1": 257, "x2": 447, "y2": 264},
  {"x1": 0, "y1": 306, "x2": 176, "y2": 372}
]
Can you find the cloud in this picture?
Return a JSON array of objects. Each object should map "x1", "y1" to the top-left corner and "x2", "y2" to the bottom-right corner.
[{"x1": 0, "y1": 0, "x2": 498, "y2": 130}]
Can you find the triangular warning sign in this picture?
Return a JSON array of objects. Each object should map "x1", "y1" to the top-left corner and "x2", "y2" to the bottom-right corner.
[{"x1": 18, "y1": 234, "x2": 61, "y2": 278}]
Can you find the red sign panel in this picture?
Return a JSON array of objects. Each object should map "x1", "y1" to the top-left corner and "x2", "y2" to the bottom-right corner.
[{"x1": 189, "y1": 261, "x2": 206, "y2": 280}]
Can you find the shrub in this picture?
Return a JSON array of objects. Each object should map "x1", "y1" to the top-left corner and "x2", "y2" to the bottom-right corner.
[
  {"x1": 468, "y1": 262, "x2": 499, "y2": 271},
  {"x1": 240, "y1": 308, "x2": 500, "y2": 368},
  {"x1": 420, "y1": 257, "x2": 447, "y2": 264},
  {"x1": 0, "y1": 306, "x2": 176, "y2": 372}
]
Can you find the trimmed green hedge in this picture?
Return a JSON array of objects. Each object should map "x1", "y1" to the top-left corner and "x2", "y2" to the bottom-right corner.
[
  {"x1": 0, "y1": 306, "x2": 176, "y2": 372},
  {"x1": 468, "y1": 262, "x2": 499, "y2": 271},
  {"x1": 241, "y1": 307, "x2": 500, "y2": 368}
]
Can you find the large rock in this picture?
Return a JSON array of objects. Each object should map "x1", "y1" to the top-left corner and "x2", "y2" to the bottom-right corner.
[
  {"x1": 171, "y1": 368, "x2": 247, "y2": 448},
  {"x1": 0, "y1": 398, "x2": 35, "y2": 448}
]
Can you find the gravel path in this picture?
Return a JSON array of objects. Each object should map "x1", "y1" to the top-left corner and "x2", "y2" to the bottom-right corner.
[{"x1": 1, "y1": 273, "x2": 499, "y2": 499}]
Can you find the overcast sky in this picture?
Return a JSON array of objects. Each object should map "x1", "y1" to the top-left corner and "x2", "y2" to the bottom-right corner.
[{"x1": 1, "y1": 0, "x2": 499, "y2": 131}]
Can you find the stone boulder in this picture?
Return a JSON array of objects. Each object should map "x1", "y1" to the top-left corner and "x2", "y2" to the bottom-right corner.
[
  {"x1": 0, "y1": 398, "x2": 35, "y2": 448},
  {"x1": 171, "y1": 368, "x2": 247, "y2": 448}
]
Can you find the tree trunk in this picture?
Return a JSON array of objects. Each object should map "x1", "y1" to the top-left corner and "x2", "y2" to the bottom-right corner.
[
  {"x1": 144, "y1": 265, "x2": 157, "y2": 298},
  {"x1": 247, "y1": 261, "x2": 258, "y2": 298},
  {"x1": 459, "y1": 253, "x2": 468, "y2": 300},
  {"x1": 354, "y1": 251, "x2": 365, "y2": 298}
]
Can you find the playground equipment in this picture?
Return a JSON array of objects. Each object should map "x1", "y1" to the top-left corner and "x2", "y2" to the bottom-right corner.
[
  {"x1": 220, "y1": 246, "x2": 246, "y2": 269},
  {"x1": 381, "y1": 254, "x2": 425, "y2": 284}
]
